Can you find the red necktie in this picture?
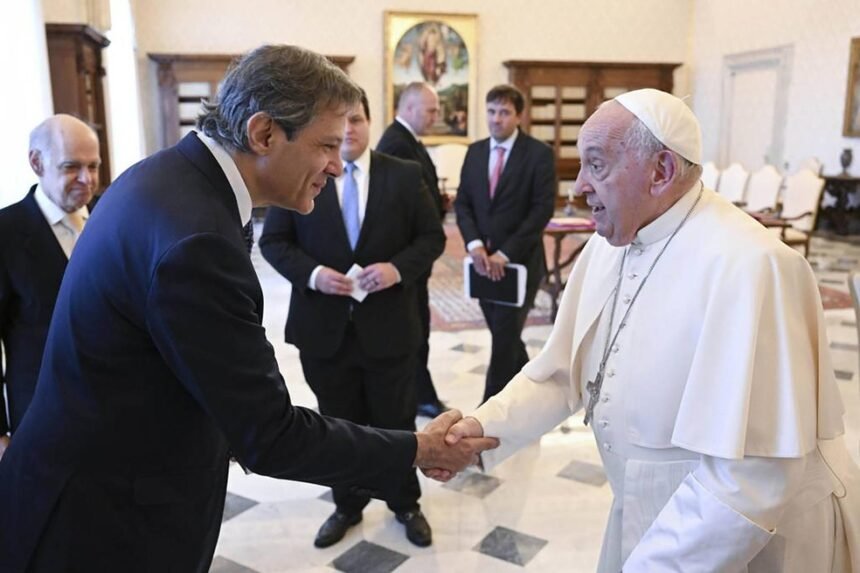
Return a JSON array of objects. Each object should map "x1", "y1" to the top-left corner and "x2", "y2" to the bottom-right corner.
[{"x1": 489, "y1": 145, "x2": 506, "y2": 198}]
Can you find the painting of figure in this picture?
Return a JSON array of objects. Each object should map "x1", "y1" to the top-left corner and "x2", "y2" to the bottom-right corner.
[{"x1": 386, "y1": 12, "x2": 477, "y2": 143}]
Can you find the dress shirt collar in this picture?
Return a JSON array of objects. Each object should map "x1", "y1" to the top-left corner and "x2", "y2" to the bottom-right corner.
[
  {"x1": 490, "y1": 129, "x2": 519, "y2": 153},
  {"x1": 395, "y1": 116, "x2": 419, "y2": 140},
  {"x1": 633, "y1": 181, "x2": 703, "y2": 246},
  {"x1": 195, "y1": 131, "x2": 253, "y2": 226},
  {"x1": 33, "y1": 183, "x2": 88, "y2": 227},
  {"x1": 341, "y1": 147, "x2": 371, "y2": 179}
]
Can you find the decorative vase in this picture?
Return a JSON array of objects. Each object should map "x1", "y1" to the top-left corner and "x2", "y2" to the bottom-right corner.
[{"x1": 840, "y1": 148, "x2": 853, "y2": 174}]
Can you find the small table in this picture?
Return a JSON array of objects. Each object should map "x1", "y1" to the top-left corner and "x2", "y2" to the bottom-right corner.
[{"x1": 542, "y1": 217, "x2": 596, "y2": 320}]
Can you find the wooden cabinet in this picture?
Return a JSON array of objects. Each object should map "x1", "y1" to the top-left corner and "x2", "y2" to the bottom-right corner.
[
  {"x1": 149, "y1": 53, "x2": 355, "y2": 149},
  {"x1": 45, "y1": 23, "x2": 111, "y2": 194},
  {"x1": 817, "y1": 175, "x2": 860, "y2": 235},
  {"x1": 504, "y1": 60, "x2": 680, "y2": 194}
]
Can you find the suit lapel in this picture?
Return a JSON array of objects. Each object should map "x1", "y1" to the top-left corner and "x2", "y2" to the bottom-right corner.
[
  {"x1": 176, "y1": 133, "x2": 243, "y2": 229},
  {"x1": 20, "y1": 190, "x2": 68, "y2": 268},
  {"x1": 318, "y1": 179, "x2": 352, "y2": 252},
  {"x1": 473, "y1": 139, "x2": 492, "y2": 210},
  {"x1": 356, "y1": 153, "x2": 384, "y2": 253}
]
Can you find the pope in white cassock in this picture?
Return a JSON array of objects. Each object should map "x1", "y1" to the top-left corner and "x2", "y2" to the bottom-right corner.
[{"x1": 437, "y1": 89, "x2": 860, "y2": 572}]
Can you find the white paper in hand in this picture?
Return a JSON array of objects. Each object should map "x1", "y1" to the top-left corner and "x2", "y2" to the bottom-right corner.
[{"x1": 346, "y1": 264, "x2": 369, "y2": 302}]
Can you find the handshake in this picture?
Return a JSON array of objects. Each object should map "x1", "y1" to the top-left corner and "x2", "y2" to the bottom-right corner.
[{"x1": 413, "y1": 409, "x2": 497, "y2": 482}]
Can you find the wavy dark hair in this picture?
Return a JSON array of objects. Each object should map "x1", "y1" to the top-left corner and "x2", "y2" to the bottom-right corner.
[{"x1": 197, "y1": 45, "x2": 361, "y2": 151}]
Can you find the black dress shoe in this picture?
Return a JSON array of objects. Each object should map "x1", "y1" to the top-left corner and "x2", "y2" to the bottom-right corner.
[
  {"x1": 416, "y1": 400, "x2": 449, "y2": 418},
  {"x1": 395, "y1": 510, "x2": 432, "y2": 547},
  {"x1": 314, "y1": 511, "x2": 362, "y2": 548}
]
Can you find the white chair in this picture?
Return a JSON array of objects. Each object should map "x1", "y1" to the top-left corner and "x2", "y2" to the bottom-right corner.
[
  {"x1": 701, "y1": 161, "x2": 720, "y2": 190},
  {"x1": 716, "y1": 163, "x2": 750, "y2": 205},
  {"x1": 799, "y1": 156, "x2": 823, "y2": 176},
  {"x1": 778, "y1": 168, "x2": 825, "y2": 257},
  {"x1": 428, "y1": 143, "x2": 468, "y2": 196},
  {"x1": 744, "y1": 165, "x2": 783, "y2": 213}
]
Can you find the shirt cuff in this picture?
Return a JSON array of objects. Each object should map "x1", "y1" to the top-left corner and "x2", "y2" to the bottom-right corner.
[
  {"x1": 466, "y1": 239, "x2": 484, "y2": 253},
  {"x1": 496, "y1": 250, "x2": 510, "y2": 262},
  {"x1": 308, "y1": 265, "x2": 323, "y2": 290},
  {"x1": 392, "y1": 264, "x2": 402, "y2": 284}
]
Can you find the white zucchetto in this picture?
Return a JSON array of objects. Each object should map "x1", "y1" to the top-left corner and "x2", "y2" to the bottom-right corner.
[{"x1": 614, "y1": 88, "x2": 703, "y2": 165}]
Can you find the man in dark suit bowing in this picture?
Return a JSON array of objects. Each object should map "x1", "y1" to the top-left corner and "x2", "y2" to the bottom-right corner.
[
  {"x1": 260, "y1": 90, "x2": 444, "y2": 548},
  {"x1": 0, "y1": 115, "x2": 100, "y2": 459},
  {"x1": 0, "y1": 45, "x2": 497, "y2": 573},
  {"x1": 454, "y1": 84, "x2": 556, "y2": 402},
  {"x1": 377, "y1": 81, "x2": 448, "y2": 419}
]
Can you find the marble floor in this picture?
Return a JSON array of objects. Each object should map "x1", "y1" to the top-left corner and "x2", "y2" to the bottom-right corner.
[{"x1": 210, "y1": 232, "x2": 860, "y2": 573}]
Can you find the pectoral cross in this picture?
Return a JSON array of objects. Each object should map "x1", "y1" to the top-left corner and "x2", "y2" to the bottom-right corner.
[{"x1": 583, "y1": 370, "x2": 603, "y2": 426}]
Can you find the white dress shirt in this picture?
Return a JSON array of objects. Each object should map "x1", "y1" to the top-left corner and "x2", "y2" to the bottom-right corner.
[
  {"x1": 33, "y1": 184, "x2": 88, "y2": 259},
  {"x1": 196, "y1": 131, "x2": 253, "y2": 226}
]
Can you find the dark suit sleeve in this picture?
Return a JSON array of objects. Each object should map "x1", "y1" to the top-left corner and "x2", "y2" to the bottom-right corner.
[
  {"x1": 378, "y1": 131, "x2": 445, "y2": 219},
  {"x1": 258, "y1": 207, "x2": 319, "y2": 295},
  {"x1": 453, "y1": 146, "x2": 483, "y2": 247},
  {"x1": 498, "y1": 144, "x2": 556, "y2": 261},
  {"x1": 0, "y1": 261, "x2": 9, "y2": 436},
  {"x1": 376, "y1": 134, "x2": 415, "y2": 160},
  {"x1": 389, "y1": 176, "x2": 445, "y2": 284},
  {"x1": 145, "y1": 232, "x2": 416, "y2": 490}
]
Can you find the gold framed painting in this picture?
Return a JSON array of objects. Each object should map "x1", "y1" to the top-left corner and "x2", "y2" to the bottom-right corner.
[
  {"x1": 844, "y1": 37, "x2": 860, "y2": 137},
  {"x1": 384, "y1": 11, "x2": 478, "y2": 144}
]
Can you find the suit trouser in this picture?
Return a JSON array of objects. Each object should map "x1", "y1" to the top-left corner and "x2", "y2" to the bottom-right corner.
[
  {"x1": 479, "y1": 278, "x2": 540, "y2": 402},
  {"x1": 414, "y1": 272, "x2": 440, "y2": 406},
  {"x1": 299, "y1": 325, "x2": 421, "y2": 515}
]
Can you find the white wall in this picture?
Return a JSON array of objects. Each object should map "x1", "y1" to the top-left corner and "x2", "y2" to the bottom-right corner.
[
  {"x1": 1, "y1": 0, "x2": 54, "y2": 208},
  {"x1": 130, "y1": 0, "x2": 693, "y2": 153},
  {"x1": 691, "y1": 0, "x2": 860, "y2": 175}
]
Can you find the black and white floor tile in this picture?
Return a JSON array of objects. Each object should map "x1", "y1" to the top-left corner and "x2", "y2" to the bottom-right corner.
[{"x1": 211, "y1": 235, "x2": 860, "y2": 572}]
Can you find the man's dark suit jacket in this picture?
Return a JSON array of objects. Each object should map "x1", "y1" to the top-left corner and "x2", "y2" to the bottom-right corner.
[
  {"x1": 0, "y1": 134, "x2": 417, "y2": 573},
  {"x1": 0, "y1": 187, "x2": 68, "y2": 436},
  {"x1": 454, "y1": 131, "x2": 556, "y2": 289},
  {"x1": 259, "y1": 151, "x2": 444, "y2": 359},
  {"x1": 377, "y1": 120, "x2": 445, "y2": 219}
]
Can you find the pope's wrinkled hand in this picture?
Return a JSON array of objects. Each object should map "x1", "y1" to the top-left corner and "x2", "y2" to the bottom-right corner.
[{"x1": 413, "y1": 410, "x2": 499, "y2": 482}]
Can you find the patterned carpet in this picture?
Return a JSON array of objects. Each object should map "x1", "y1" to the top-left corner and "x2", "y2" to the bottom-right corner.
[
  {"x1": 429, "y1": 222, "x2": 853, "y2": 332},
  {"x1": 428, "y1": 220, "x2": 589, "y2": 331}
]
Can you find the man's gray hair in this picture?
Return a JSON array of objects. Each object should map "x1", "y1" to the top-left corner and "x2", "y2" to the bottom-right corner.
[
  {"x1": 197, "y1": 45, "x2": 361, "y2": 152},
  {"x1": 623, "y1": 117, "x2": 702, "y2": 183}
]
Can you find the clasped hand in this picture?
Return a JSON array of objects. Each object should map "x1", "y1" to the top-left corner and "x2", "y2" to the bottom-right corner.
[
  {"x1": 314, "y1": 264, "x2": 398, "y2": 295},
  {"x1": 414, "y1": 410, "x2": 497, "y2": 482},
  {"x1": 469, "y1": 246, "x2": 506, "y2": 282}
]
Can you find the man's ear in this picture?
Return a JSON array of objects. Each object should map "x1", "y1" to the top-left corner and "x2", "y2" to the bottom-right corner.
[
  {"x1": 246, "y1": 112, "x2": 278, "y2": 155},
  {"x1": 650, "y1": 149, "x2": 677, "y2": 197},
  {"x1": 29, "y1": 150, "x2": 44, "y2": 176}
]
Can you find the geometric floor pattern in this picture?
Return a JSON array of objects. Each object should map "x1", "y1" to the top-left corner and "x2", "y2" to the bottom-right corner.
[{"x1": 212, "y1": 231, "x2": 860, "y2": 572}]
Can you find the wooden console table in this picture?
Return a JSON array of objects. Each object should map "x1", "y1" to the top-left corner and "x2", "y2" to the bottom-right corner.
[
  {"x1": 817, "y1": 175, "x2": 860, "y2": 235},
  {"x1": 542, "y1": 217, "x2": 595, "y2": 320}
]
